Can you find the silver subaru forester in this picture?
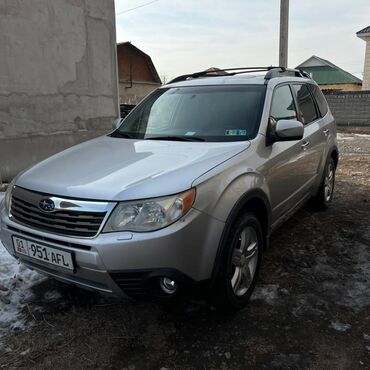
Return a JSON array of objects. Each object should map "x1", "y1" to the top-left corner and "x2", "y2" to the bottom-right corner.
[{"x1": 0, "y1": 67, "x2": 338, "y2": 310}]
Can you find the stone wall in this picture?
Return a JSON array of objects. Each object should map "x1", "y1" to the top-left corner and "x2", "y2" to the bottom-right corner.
[
  {"x1": 323, "y1": 90, "x2": 370, "y2": 127},
  {"x1": 0, "y1": 0, "x2": 119, "y2": 182}
]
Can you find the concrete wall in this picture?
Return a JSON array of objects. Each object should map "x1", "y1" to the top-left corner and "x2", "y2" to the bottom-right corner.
[
  {"x1": 0, "y1": 0, "x2": 119, "y2": 182},
  {"x1": 324, "y1": 90, "x2": 370, "y2": 127}
]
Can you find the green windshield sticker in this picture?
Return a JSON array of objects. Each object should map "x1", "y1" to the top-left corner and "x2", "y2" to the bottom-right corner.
[
  {"x1": 185, "y1": 131, "x2": 196, "y2": 136},
  {"x1": 225, "y1": 129, "x2": 247, "y2": 136}
]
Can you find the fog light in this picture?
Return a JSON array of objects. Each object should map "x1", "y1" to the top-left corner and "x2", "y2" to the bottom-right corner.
[{"x1": 159, "y1": 277, "x2": 177, "y2": 294}]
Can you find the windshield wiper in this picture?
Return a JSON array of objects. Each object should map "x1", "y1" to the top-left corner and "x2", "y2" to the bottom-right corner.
[{"x1": 144, "y1": 136, "x2": 205, "y2": 142}]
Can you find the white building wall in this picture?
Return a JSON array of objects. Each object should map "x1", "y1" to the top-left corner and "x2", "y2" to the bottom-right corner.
[{"x1": 362, "y1": 37, "x2": 370, "y2": 91}]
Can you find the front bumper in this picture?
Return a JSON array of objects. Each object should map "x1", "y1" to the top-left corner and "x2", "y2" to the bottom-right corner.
[{"x1": 0, "y1": 204, "x2": 224, "y2": 298}]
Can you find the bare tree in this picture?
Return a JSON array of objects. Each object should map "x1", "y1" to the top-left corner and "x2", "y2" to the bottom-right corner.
[{"x1": 160, "y1": 72, "x2": 168, "y2": 85}]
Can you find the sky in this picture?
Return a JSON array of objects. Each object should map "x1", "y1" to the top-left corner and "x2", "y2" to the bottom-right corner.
[{"x1": 115, "y1": 0, "x2": 370, "y2": 81}]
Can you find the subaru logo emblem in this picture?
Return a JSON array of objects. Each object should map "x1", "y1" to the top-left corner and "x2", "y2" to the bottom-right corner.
[{"x1": 39, "y1": 198, "x2": 55, "y2": 212}]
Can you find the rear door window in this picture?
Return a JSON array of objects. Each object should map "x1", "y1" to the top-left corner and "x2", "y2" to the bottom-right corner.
[
  {"x1": 308, "y1": 84, "x2": 329, "y2": 117},
  {"x1": 292, "y1": 84, "x2": 319, "y2": 124}
]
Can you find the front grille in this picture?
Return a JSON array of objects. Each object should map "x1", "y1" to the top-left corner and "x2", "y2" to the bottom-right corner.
[
  {"x1": 7, "y1": 226, "x2": 91, "y2": 250},
  {"x1": 10, "y1": 187, "x2": 108, "y2": 238}
]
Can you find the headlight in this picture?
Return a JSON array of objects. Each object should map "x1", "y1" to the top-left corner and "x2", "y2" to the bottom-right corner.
[
  {"x1": 4, "y1": 178, "x2": 16, "y2": 214},
  {"x1": 103, "y1": 189, "x2": 196, "y2": 232}
]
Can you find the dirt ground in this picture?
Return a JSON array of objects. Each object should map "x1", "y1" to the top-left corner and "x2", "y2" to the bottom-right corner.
[{"x1": 1, "y1": 131, "x2": 370, "y2": 370}]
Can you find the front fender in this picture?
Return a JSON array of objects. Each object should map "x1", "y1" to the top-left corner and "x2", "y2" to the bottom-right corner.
[{"x1": 192, "y1": 157, "x2": 270, "y2": 223}]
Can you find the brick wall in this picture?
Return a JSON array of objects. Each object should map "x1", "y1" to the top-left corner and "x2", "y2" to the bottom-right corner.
[{"x1": 323, "y1": 90, "x2": 370, "y2": 127}]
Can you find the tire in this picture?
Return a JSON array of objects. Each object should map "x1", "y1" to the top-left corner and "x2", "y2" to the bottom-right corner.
[
  {"x1": 312, "y1": 156, "x2": 336, "y2": 210},
  {"x1": 212, "y1": 213, "x2": 263, "y2": 312}
]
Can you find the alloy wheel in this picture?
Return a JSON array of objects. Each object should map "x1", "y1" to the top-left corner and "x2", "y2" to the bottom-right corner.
[
  {"x1": 324, "y1": 162, "x2": 335, "y2": 202},
  {"x1": 231, "y1": 226, "x2": 259, "y2": 297}
]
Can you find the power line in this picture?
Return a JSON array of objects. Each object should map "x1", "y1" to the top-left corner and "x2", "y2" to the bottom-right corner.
[{"x1": 116, "y1": 0, "x2": 160, "y2": 15}]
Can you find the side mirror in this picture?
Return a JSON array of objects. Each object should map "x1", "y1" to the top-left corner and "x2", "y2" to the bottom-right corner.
[
  {"x1": 112, "y1": 118, "x2": 123, "y2": 130},
  {"x1": 269, "y1": 119, "x2": 304, "y2": 144}
]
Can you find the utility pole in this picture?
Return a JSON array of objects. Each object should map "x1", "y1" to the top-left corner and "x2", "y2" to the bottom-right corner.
[{"x1": 279, "y1": 0, "x2": 289, "y2": 68}]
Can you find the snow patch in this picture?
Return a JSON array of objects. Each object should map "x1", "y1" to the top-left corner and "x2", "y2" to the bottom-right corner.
[
  {"x1": 43, "y1": 290, "x2": 62, "y2": 302},
  {"x1": 314, "y1": 240, "x2": 370, "y2": 312},
  {"x1": 337, "y1": 134, "x2": 354, "y2": 141},
  {"x1": 330, "y1": 322, "x2": 351, "y2": 332},
  {"x1": 0, "y1": 241, "x2": 44, "y2": 339},
  {"x1": 337, "y1": 133, "x2": 370, "y2": 141},
  {"x1": 1, "y1": 191, "x2": 46, "y2": 339},
  {"x1": 251, "y1": 284, "x2": 280, "y2": 305},
  {"x1": 20, "y1": 348, "x2": 30, "y2": 356}
]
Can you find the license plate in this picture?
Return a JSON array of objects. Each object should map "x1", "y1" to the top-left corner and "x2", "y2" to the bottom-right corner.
[{"x1": 12, "y1": 236, "x2": 74, "y2": 271}]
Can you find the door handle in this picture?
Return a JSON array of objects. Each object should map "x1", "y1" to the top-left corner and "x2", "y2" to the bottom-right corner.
[
  {"x1": 301, "y1": 141, "x2": 310, "y2": 150},
  {"x1": 323, "y1": 129, "x2": 329, "y2": 136}
]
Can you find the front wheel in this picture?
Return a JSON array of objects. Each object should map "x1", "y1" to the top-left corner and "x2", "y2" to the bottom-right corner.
[
  {"x1": 313, "y1": 156, "x2": 336, "y2": 210},
  {"x1": 213, "y1": 213, "x2": 263, "y2": 312}
]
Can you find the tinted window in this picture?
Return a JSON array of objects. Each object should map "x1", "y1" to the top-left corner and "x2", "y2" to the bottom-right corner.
[
  {"x1": 292, "y1": 84, "x2": 318, "y2": 124},
  {"x1": 309, "y1": 84, "x2": 328, "y2": 116},
  {"x1": 113, "y1": 85, "x2": 266, "y2": 142},
  {"x1": 270, "y1": 85, "x2": 297, "y2": 122}
]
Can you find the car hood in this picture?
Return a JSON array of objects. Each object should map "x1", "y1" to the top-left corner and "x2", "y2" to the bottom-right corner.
[{"x1": 16, "y1": 136, "x2": 250, "y2": 201}]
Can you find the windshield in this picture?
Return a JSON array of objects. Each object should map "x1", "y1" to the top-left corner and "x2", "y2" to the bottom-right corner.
[{"x1": 112, "y1": 85, "x2": 266, "y2": 142}]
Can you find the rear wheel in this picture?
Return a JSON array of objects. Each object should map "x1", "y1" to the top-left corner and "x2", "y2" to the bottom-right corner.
[
  {"x1": 213, "y1": 213, "x2": 263, "y2": 312},
  {"x1": 313, "y1": 157, "x2": 336, "y2": 210}
]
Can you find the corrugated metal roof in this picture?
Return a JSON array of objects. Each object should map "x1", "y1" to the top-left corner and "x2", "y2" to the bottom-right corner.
[{"x1": 296, "y1": 56, "x2": 362, "y2": 85}]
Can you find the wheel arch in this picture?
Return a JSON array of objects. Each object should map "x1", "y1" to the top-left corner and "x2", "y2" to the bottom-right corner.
[
  {"x1": 210, "y1": 188, "x2": 271, "y2": 285},
  {"x1": 330, "y1": 146, "x2": 339, "y2": 169}
]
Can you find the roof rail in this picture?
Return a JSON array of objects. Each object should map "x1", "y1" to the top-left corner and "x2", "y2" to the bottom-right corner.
[
  {"x1": 168, "y1": 66, "x2": 311, "y2": 84},
  {"x1": 168, "y1": 67, "x2": 277, "y2": 83},
  {"x1": 264, "y1": 67, "x2": 311, "y2": 80}
]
